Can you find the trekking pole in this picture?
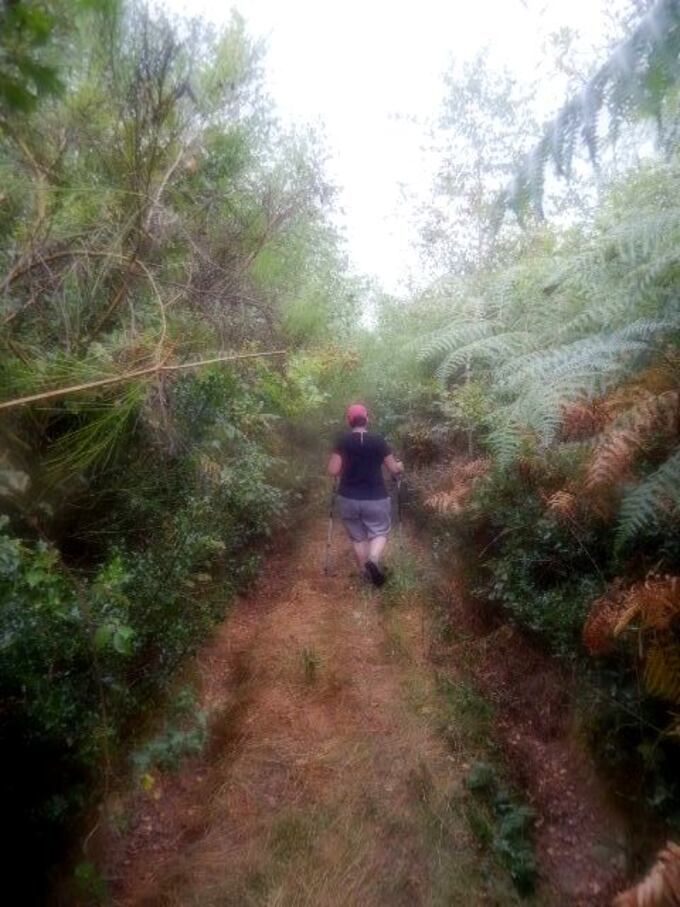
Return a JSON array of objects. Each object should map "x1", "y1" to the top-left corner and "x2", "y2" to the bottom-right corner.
[
  {"x1": 395, "y1": 475, "x2": 404, "y2": 553},
  {"x1": 323, "y1": 478, "x2": 338, "y2": 575}
]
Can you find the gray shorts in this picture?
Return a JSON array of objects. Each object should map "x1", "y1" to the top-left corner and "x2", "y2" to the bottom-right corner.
[{"x1": 337, "y1": 495, "x2": 391, "y2": 542}]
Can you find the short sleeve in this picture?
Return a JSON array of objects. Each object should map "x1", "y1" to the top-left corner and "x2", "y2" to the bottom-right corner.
[
  {"x1": 332, "y1": 433, "x2": 346, "y2": 454},
  {"x1": 380, "y1": 436, "x2": 392, "y2": 458}
]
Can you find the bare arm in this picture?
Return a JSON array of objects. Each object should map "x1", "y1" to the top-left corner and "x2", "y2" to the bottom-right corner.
[
  {"x1": 327, "y1": 452, "x2": 342, "y2": 477},
  {"x1": 384, "y1": 453, "x2": 404, "y2": 476}
]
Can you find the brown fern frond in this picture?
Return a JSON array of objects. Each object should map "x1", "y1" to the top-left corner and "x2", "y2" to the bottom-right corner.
[
  {"x1": 587, "y1": 391, "x2": 680, "y2": 491},
  {"x1": 643, "y1": 644, "x2": 680, "y2": 705},
  {"x1": 560, "y1": 399, "x2": 608, "y2": 441},
  {"x1": 623, "y1": 363, "x2": 679, "y2": 398},
  {"x1": 457, "y1": 458, "x2": 489, "y2": 480},
  {"x1": 666, "y1": 714, "x2": 680, "y2": 740},
  {"x1": 516, "y1": 454, "x2": 544, "y2": 487},
  {"x1": 546, "y1": 490, "x2": 578, "y2": 519},
  {"x1": 425, "y1": 490, "x2": 464, "y2": 514},
  {"x1": 613, "y1": 595, "x2": 646, "y2": 637},
  {"x1": 614, "y1": 576, "x2": 680, "y2": 635},
  {"x1": 198, "y1": 455, "x2": 222, "y2": 484},
  {"x1": 583, "y1": 575, "x2": 680, "y2": 656},
  {"x1": 582, "y1": 582, "x2": 630, "y2": 655},
  {"x1": 612, "y1": 841, "x2": 680, "y2": 907},
  {"x1": 587, "y1": 426, "x2": 640, "y2": 489},
  {"x1": 424, "y1": 459, "x2": 489, "y2": 515}
]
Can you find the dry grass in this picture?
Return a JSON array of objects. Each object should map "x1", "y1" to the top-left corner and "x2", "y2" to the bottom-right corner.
[{"x1": 99, "y1": 521, "x2": 536, "y2": 907}]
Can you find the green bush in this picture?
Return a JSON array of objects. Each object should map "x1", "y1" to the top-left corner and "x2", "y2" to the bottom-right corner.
[
  {"x1": 130, "y1": 687, "x2": 207, "y2": 775},
  {"x1": 449, "y1": 461, "x2": 609, "y2": 656},
  {"x1": 0, "y1": 368, "x2": 298, "y2": 894},
  {"x1": 578, "y1": 664, "x2": 680, "y2": 830},
  {"x1": 424, "y1": 455, "x2": 680, "y2": 826},
  {"x1": 465, "y1": 761, "x2": 537, "y2": 895}
]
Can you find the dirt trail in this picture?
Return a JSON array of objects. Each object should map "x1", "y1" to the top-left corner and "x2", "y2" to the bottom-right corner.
[
  {"x1": 97, "y1": 517, "x2": 625, "y2": 906},
  {"x1": 99, "y1": 522, "x2": 479, "y2": 906}
]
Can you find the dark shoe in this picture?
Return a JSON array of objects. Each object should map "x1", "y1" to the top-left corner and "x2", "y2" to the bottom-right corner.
[{"x1": 364, "y1": 560, "x2": 386, "y2": 587}]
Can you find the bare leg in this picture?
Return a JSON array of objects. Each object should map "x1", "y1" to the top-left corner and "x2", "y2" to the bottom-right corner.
[
  {"x1": 367, "y1": 535, "x2": 387, "y2": 565},
  {"x1": 352, "y1": 540, "x2": 369, "y2": 570}
]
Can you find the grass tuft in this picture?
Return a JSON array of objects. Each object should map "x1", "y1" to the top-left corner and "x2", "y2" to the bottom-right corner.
[{"x1": 299, "y1": 646, "x2": 320, "y2": 684}]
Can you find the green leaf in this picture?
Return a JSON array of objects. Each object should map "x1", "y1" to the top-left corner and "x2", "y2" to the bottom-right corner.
[
  {"x1": 112, "y1": 625, "x2": 135, "y2": 656},
  {"x1": 94, "y1": 624, "x2": 114, "y2": 649}
]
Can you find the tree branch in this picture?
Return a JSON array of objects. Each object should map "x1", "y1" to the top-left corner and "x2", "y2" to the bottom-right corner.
[{"x1": 0, "y1": 349, "x2": 287, "y2": 412}]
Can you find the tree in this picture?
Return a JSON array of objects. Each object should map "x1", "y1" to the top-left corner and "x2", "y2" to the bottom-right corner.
[
  {"x1": 418, "y1": 51, "x2": 539, "y2": 277},
  {"x1": 503, "y1": 0, "x2": 680, "y2": 218}
]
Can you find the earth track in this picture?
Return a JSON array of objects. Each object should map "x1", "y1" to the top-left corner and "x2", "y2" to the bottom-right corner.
[
  {"x1": 95, "y1": 516, "x2": 629, "y2": 906},
  {"x1": 100, "y1": 522, "x2": 475, "y2": 906}
]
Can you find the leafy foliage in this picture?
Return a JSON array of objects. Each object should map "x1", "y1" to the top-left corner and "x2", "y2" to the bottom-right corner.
[
  {"x1": 403, "y1": 152, "x2": 680, "y2": 826},
  {"x1": 503, "y1": 0, "x2": 680, "y2": 218},
  {"x1": 617, "y1": 449, "x2": 680, "y2": 542},
  {"x1": 130, "y1": 687, "x2": 207, "y2": 775},
  {"x1": 418, "y1": 159, "x2": 680, "y2": 540},
  {"x1": 0, "y1": 2, "x2": 359, "y2": 897},
  {"x1": 361, "y1": 0, "x2": 680, "y2": 875},
  {"x1": 465, "y1": 761, "x2": 537, "y2": 895}
]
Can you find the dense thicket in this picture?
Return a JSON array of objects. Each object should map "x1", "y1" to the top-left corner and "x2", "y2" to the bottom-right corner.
[
  {"x1": 0, "y1": 1, "x2": 358, "y2": 896},
  {"x1": 364, "y1": 2, "x2": 680, "y2": 835},
  {"x1": 3, "y1": 0, "x2": 680, "y2": 898}
]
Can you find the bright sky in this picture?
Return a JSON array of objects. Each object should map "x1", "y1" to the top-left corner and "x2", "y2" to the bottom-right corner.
[{"x1": 165, "y1": 0, "x2": 621, "y2": 294}]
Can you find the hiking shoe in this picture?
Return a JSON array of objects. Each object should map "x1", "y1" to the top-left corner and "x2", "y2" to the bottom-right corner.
[{"x1": 364, "y1": 560, "x2": 386, "y2": 587}]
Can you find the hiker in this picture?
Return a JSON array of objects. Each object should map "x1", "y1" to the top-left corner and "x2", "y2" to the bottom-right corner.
[{"x1": 327, "y1": 403, "x2": 404, "y2": 586}]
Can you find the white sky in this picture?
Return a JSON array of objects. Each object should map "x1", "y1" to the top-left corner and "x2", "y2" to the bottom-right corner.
[{"x1": 165, "y1": 0, "x2": 621, "y2": 294}]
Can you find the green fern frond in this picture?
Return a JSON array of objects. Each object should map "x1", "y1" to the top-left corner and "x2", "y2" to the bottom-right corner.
[
  {"x1": 435, "y1": 331, "x2": 535, "y2": 384},
  {"x1": 488, "y1": 414, "x2": 527, "y2": 466},
  {"x1": 418, "y1": 319, "x2": 495, "y2": 363},
  {"x1": 498, "y1": 335, "x2": 650, "y2": 395},
  {"x1": 508, "y1": 378, "x2": 604, "y2": 447},
  {"x1": 616, "y1": 448, "x2": 680, "y2": 544},
  {"x1": 502, "y1": 0, "x2": 680, "y2": 217}
]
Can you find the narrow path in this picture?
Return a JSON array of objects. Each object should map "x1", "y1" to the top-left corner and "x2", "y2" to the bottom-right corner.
[{"x1": 99, "y1": 519, "x2": 515, "y2": 907}]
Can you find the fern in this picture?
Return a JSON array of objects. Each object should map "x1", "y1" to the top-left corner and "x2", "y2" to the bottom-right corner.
[
  {"x1": 615, "y1": 575, "x2": 680, "y2": 635},
  {"x1": 435, "y1": 331, "x2": 535, "y2": 383},
  {"x1": 583, "y1": 582, "x2": 630, "y2": 656},
  {"x1": 545, "y1": 490, "x2": 578, "y2": 519},
  {"x1": 499, "y1": 322, "x2": 671, "y2": 395},
  {"x1": 583, "y1": 574, "x2": 680, "y2": 657},
  {"x1": 503, "y1": 0, "x2": 680, "y2": 217},
  {"x1": 613, "y1": 841, "x2": 680, "y2": 907},
  {"x1": 424, "y1": 458, "x2": 489, "y2": 513},
  {"x1": 587, "y1": 390, "x2": 679, "y2": 489},
  {"x1": 617, "y1": 448, "x2": 680, "y2": 543},
  {"x1": 418, "y1": 319, "x2": 495, "y2": 363},
  {"x1": 488, "y1": 413, "x2": 527, "y2": 465},
  {"x1": 644, "y1": 644, "x2": 680, "y2": 704},
  {"x1": 560, "y1": 400, "x2": 608, "y2": 441}
]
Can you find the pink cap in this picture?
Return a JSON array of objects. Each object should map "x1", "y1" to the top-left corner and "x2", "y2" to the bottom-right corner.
[{"x1": 346, "y1": 403, "x2": 368, "y2": 424}]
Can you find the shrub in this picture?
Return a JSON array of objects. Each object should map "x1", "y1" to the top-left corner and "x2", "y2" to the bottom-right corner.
[{"x1": 465, "y1": 761, "x2": 537, "y2": 895}]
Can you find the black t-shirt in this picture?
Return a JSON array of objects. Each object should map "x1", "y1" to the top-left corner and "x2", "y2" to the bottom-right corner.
[{"x1": 333, "y1": 430, "x2": 391, "y2": 500}]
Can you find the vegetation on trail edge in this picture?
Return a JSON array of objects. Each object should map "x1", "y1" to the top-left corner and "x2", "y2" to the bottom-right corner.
[
  {"x1": 2, "y1": 0, "x2": 679, "y2": 902},
  {"x1": 0, "y1": 1, "x2": 360, "y2": 898}
]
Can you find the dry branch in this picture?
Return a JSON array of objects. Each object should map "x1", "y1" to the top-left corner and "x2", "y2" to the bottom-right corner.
[{"x1": 0, "y1": 349, "x2": 287, "y2": 412}]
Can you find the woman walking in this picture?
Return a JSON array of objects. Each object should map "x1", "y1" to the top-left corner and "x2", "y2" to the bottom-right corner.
[{"x1": 327, "y1": 403, "x2": 404, "y2": 586}]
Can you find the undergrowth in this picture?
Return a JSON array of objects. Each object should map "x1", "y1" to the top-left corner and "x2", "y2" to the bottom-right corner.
[
  {"x1": 433, "y1": 672, "x2": 539, "y2": 899},
  {"x1": 130, "y1": 687, "x2": 207, "y2": 777},
  {"x1": 465, "y1": 761, "x2": 537, "y2": 895},
  {"x1": 413, "y1": 451, "x2": 680, "y2": 832},
  {"x1": 382, "y1": 542, "x2": 541, "y2": 901}
]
